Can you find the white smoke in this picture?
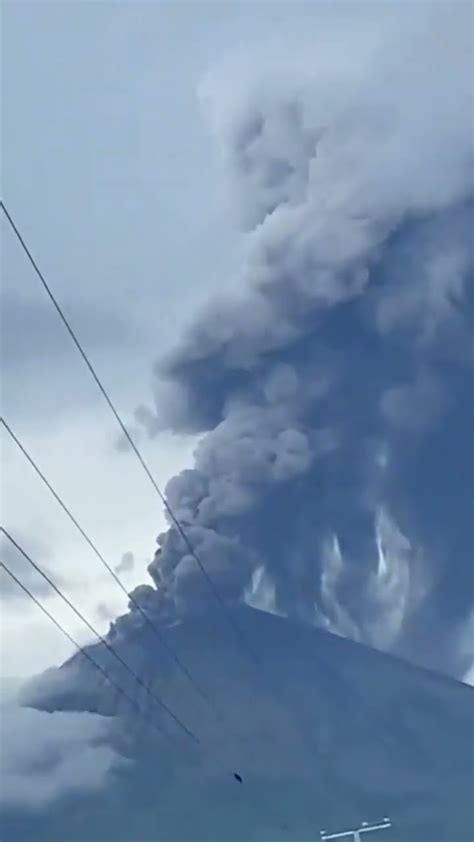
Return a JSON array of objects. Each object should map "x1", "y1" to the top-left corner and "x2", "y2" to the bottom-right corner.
[{"x1": 313, "y1": 508, "x2": 428, "y2": 652}]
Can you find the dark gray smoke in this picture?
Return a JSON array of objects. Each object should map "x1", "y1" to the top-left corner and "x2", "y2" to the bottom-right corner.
[
  {"x1": 115, "y1": 551, "x2": 135, "y2": 575},
  {"x1": 118, "y1": 8, "x2": 473, "y2": 680}
]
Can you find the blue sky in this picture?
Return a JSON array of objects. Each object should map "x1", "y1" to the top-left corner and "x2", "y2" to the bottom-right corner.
[{"x1": 1, "y1": 1, "x2": 472, "y2": 687}]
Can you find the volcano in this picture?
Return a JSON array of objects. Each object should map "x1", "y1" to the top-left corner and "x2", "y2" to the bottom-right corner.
[{"x1": 2, "y1": 605, "x2": 472, "y2": 841}]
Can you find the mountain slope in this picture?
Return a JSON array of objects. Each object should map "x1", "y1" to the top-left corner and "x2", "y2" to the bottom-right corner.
[{"x1": 3, "y1": 606, "x2": 474, "y2": 841}]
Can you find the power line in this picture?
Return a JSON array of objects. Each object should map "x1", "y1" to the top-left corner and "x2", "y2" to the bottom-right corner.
[
  {"x1": 0, "y1": 201, "x2": 258, "y2": 669},
  {"x1": 0, "y1": 560, "x2": 166, "y2": 740},
  {"x1": 0, "y1": 527, "x2": 199, "y2": 744},
  {"x1": 1, "y1": 548, "x2": 291, "y2": 831},
  {"x1": 0, "y1": 569, "x2": 291, "y2": 837},
  {"x1": 0, "y1": 203, "x2": 299, "y2": 834},
  {"x1": 1, "y1": 202, "x2": 298, "y2": 831},
  {"x1": 1, "y1": 201, "x2": 308, "y2": 834},
  {"x1": 0, "y1": 416, "x2": 217, "y2": 715},
  {"x1": 1, "y1": 448, "x2": 295, "y2": 836}
]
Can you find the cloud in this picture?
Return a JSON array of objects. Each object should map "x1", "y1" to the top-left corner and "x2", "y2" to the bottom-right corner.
[
  {"x1": 0, "y1": 532, "x2": 63, "y2": 602},
  {"x1": 0, "y1": 288, "x2": 137, "y2": 372},
  {"x1": 0, "y1": 689, "x2": 126, "y2": 809},
  {"x1": 109, "y1": 3, "x2": 473, "y2": 680}
]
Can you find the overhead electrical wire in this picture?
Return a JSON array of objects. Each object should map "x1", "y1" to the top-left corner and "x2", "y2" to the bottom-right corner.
[
  {"x1": 0, "y1": 560, "x2": 166, "y2": 740},
  {"x1": 0, "y1": 416, "x2": 218, "y2": 716},
  {"x1": 1, "y1": 423, "x2": 294, "y2": 832},
  {"x1": 0, "y1": 527, "x2": 199, "y2": 744},
  {"x1": 0, "y1": 203, "x2": 296, "y2": 834},
  {"x1": 0, "y1": 556, "x2": 292, "y2": 834},
  {"x1": 0, "y1": 198, "x2": 311, "y2": 807},
  {"x1": 0, "y1": 201, "x2": 258, "y2": 670}
]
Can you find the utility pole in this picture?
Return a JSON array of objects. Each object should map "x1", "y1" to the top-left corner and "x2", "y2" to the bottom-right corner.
[{"x1": 320, "y1": 818, "x2": 392, "y2": 841}]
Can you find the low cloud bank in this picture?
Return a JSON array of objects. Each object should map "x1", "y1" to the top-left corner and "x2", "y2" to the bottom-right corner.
[{"x1": 0, "y1": 680, "x2": 126, "y2": 810}]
